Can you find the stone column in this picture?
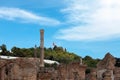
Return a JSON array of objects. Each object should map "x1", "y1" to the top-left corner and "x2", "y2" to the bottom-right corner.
[
  {"x1": 40, "y1": 29, "x2": 44, "y2": 67},
  {"x1": 34, "y1": 45, "x2": 37, "y2": 58},
  {"x1": 80, "y1": 58, "x2": 82, "y2": 65}
]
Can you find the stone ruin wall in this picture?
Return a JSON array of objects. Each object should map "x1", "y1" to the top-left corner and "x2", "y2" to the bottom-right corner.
[
  {"x1": 85, "y1": 53, "x2": 120, "y2": 80},
  {"x1": 38, "y1": 62, "x2": 86, "y2": 80},
  {"x1": 0, "y1": 53, "x2": 120, "y2": 80},
  {"x1": 97, "y1": 53, "x2": 120, "y2": 80},
  {"x1": 57, "y1": 63, "x2": 86, "y2": 80},
  {"x1": 0, "y1": 58, "x2": 37, "y2": 80},
  {"x1": 0, "y1": 58, "x2": 86, "y2": 80},
  {"x1": 114, "y1": 67, "x2": 120, "y2": 80}
]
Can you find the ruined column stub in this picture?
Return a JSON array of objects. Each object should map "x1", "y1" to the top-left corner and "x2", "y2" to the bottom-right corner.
[
  {"x1": 40, "y1": 29, "x2": 44, "y2": 67},
  {"x1": 34, "y1": 45, "x2": 37, "y2": 58},
  {"x1": 80, "y1": 58, "x2": 82, "y2": 65}
]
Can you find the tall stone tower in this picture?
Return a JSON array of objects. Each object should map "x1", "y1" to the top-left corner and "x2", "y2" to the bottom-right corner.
[{"x1": 40, "y1": 29, "x2": 44, "y2": 67}]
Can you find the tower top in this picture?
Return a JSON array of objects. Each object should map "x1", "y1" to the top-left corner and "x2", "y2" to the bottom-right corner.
[{"x1": 40, "y1": 29, "x2": 44, "y2": 32}]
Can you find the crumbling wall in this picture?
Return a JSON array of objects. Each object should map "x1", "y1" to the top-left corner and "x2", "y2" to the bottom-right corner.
[
  {"x1": 0, "y1": 58, "x2": 87, "y2": 80},
  {"x1": 0, "y1": 58, "x2": 37, "y2": 80},
  {"x1": 97, "y1": 53, "x2": 116, "y2": 80},
  {"x1": 57, "y1": 62, "x2": 86, "y2": 80},
  {"x1": 114, "y1": 67, "x2": 120, "y2": 80}
]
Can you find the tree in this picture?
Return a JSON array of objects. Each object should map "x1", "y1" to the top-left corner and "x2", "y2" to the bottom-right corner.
[
  {"x1": 0, "y1": 44, "x2": 7, "y2": 53},
  {"x1": 11, "y1": 47, "x2": 27, "y2": 57},
  {"x1": 84, "y1": 56, "x2": 92, "y2": 61},
  {"x1": 83, "y1": 56, "x2": 99, "y2": 68},
  {"x1": 0, "y1": 44, "x2": 9, "y2": 55}
]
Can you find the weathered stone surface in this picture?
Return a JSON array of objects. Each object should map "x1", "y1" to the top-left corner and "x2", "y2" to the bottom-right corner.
[
  {"x1": 97, "y1": 53, "x2": 120, "y2": 80},
  {"x1": 90, "y1": 68, "x2": 97, "y2": 80},
  {"x1": 0, "y1": 58, "x2": 37, "y2": 80},
  {"x1": 85, "y1": 68, "x2": 97, "y2": 80},
  {"x1": 114, "y1": 67, "x2": 120, "y2": 80},
  {"x1": 97, "y1": 53, "x2": 116, "y2": 70},
  {"x1": 1, "y1": 53, "x2": 120, "y2": 80},
  {"x1": 97, "y1": 53, "x2": 116, "y2": 80},
  {"x1": 57, "y1": 62, "x2": 86, "y2": 80},
  {"x1": 102, "y1": 70, "x2": 112, "y2": 80},
  {"x1": 0, "y1": 58, "x2": 86, "y2": 80}
]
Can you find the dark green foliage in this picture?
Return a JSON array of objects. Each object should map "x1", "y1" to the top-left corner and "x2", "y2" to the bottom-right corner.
[
  {"x1": 44, "y1": 46, "x2": 80, "y2": 64},
  {"x1": 0, "y1": 44, "x2": 10, "y2": 56},
  {"x1": 0, "y1": 44, "x2": 81, "y2": 64},
  {"x1": 0, "y1": 44, "x2": 100, "y2": 67},
  {"x1": 11, "y1": 47, "x2": 34, "y2": 57},
  {"x1": 83, "y1": 56, "x2": 101, "y2": 68},
  {"x1": 45, "y1": 63, "x2": 58, "y2": 69}
]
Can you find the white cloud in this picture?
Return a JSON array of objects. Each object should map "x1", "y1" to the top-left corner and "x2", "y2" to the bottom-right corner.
[
  {"x1": 0, "y1": 7, "x2": 61, "y2": 26},
  {"x1": 56, "y1": 0, "x2": 120, "y2": 41}
]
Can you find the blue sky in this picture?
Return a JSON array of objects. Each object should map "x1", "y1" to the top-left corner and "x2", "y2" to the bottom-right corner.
[{"x1": 0, "y1": 0, "x2": 120, "y2": 59}]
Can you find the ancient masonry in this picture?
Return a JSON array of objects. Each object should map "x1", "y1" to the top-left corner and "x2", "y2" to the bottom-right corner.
[
  {"x1": 0, "y1": 58, "x2": 38, "y2": 80},
  {"x1": 0, "y1": 29, "x2": 120, "y2": 80},
  {"x1": 0, "y1": 58, "x2": 87, "y2": 80},
  {"x1": 97, "y1": 53, "x2": 120, "y2": 80}
]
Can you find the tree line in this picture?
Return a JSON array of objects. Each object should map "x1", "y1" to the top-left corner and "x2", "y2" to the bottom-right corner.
[{"x1": 0, "y1": 44, "x2": 100, "y2": 68}]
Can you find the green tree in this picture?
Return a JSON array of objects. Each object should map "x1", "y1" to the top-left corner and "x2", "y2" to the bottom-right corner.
[
  {"x1": 11, "y1": 47, "x2": 24, "y2": 57},
  {"x1": 83, "y1": 56, "x2": 99, "y2": 68},
  {"x1": 0, "y1": 44, "x2": 10, "y2": 56},
  {"x1": 0, "y1": 44, "x2": 7, "y2": 53}
]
